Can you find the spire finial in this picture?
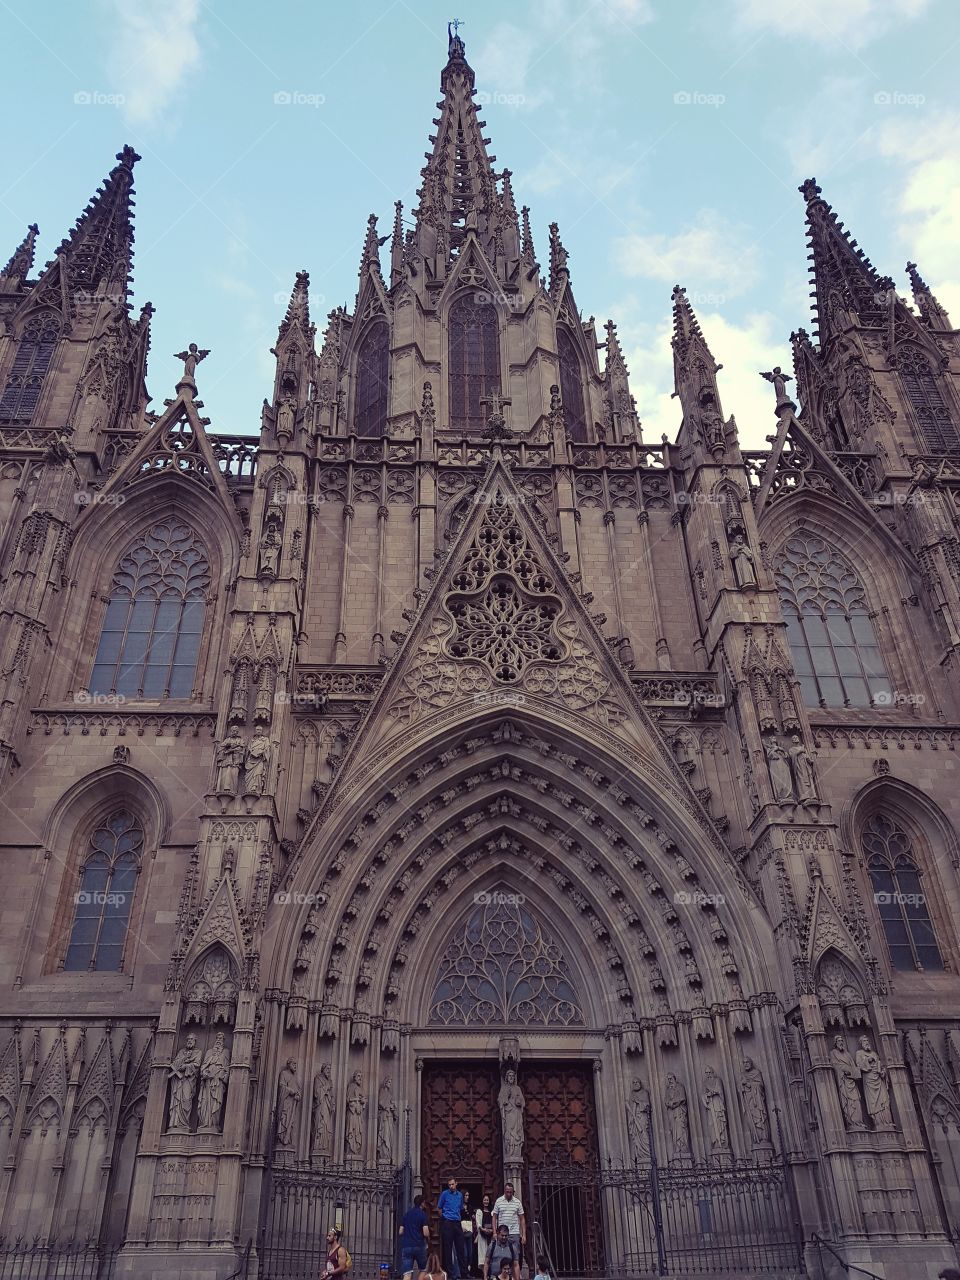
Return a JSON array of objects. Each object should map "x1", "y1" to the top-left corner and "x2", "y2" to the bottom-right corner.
[
  {"x1": 279, "y1": 270, "x2": 311, "y2": 341},
  {"x1": 759, "y1": 366, "x2": 796, "y2": 417},
  {"x1": 448, "y1": 17, "x2": 465, "y2": 56},
  {"x1": 1, "y1": 223, "x2": 39, "y2": 283},
  {"x1": 906, "y1": 260, "x2": 951, "y2": 330}
]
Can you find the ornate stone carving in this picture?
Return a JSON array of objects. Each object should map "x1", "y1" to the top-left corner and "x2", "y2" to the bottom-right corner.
[
  {"x1": 830, "y1": 1035, "x2": 866, "y2": 1130},
  {"x1": 276, "y1": 1059, "x2": 302, "y2": 1148},
  {"x1": 244, "y1": 726, "x2": 273, "y2": 795},
  {"x1": 626, "y1": 1077, "x2": 651, "y2": 1161},
  {"x1": 701, "y1": 1067, "x2": 730, "y2": 1151},
  {"x1": 730, "y1": 536, "x2": 758, "y2": 589},
  {"x1": 856, "y1": 1036, "x2": 894, "y2": 1129},
  {"x1": 499, "y1": 1067, "x2": 525, "y2": 1164},
  {"x1": 664, "y1": 1073, "x2": 690, "y2": 1159},
  {"x1": 376, "y1": 1077, "x2": 397, "y2": 1164},
  {"x1": 764, "y1": 738, "x2": 794, "y2": 803},
  {"x1": 345, "y1": 1070, "x2": 366, "y2": 1156},
  {"x1": 740, "y1": 1056, "x2": 771, "y2": 1148},
  {"x1": 167, "y1": 1034, "x2": 201, "y2": 1132},
  {"x1": 214, "y1": 727, "x2": 245, "y2": 795},
  {"x1": 197, "y1": 1032, "x2": 230, "y2": 1131}
]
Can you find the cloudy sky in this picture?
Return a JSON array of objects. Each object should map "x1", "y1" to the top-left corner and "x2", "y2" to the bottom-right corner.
[{"x1": 0, "y1": 0, "x2": 956, "y2": 447}]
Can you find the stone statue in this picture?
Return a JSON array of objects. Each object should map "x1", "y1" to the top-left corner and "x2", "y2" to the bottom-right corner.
[
  {"x1": 626, "y1": 1077, "x2": 652, "y2": 1162},
  {"x1": 45, "y1": 430, "x2": 80, "y2": 478},
  {"x1": 259, "y1": 525, "x2": 282, "y2": 578},
  {"x1": 198, "y1": 1032, "x2": 230, "y2": 1130},
  {"x1": 760, "y1": 366, "x2": 793, "y2": 408},
  {"x1": 376, "y1": 1077, "x2": 398, "y2": 1164},
  {"x1": 244, "y1": 726, "x2": 272, "y2": 795},
  {"x1": 664, "y1": 1073, "x2": 690, "y2": 1159},
  {"x1": 498, "y1": 1068, "x2": 525, "y2": 1163},
  {"x1": 276, "y1": 1058, "x2": 302, "y2": 1148},
  {"x1": 276, "y1": 397, "x2": 296, "y2": 440},
  {"x1": 701, "y1": 1067, "x2": 730, "y2": 1151},
  {"x1": 765, "y1": 738, "x2": 795, "y2": 803},
  {"x1": 174, "y1": 342, "x2": 209, "y2": 384},
  {"x1": 214, "y1": 727, "x2": 245, "y2": 795},
  {"x1": 167, "y1": 1034, "x2": 202, "y2": 1131},
  {"x1": 311, "y1": 1062, "x2": 334, "y2": 1156},
  {"x1": 788, "y1": 734, "x2": 817, "y2": 803},
  {"x1": 856, "y1": 1036, "x2": 893, "y2": 1129},
  {"x1": 345, "y1": 1070, "x2": 366, "y2": 1156},
  {"x1": 730, "y1": 536, "x2": 758, "y2": 589},
  {"x1": 740, "y1": 1057, "x2": 771, "y2": 1147},
  {"x1": 830, "y1": 1036, "x2": 866, "y2": 1130}
]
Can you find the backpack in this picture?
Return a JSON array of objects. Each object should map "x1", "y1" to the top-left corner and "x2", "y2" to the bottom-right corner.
[{"x1": 342, "y1": 1247, "x2": 353, "y2": 1272}]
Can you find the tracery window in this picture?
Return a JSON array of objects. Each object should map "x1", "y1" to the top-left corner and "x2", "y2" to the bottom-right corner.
[
  {"x1": 899, "y1": 347, "x2": 960, "y2": 453},
  {"x1": 354, "y1": 322, "x2": 389, "y2": 437},
  {"x1": 0, "y1": 313, "x2": 61, "y2": 423},
  {"x1": 774, "y1": 531, "x2": 891, "y2": 709},
  {"x1": 862, "y1": 813, "x2": 942, "y2": 972},
  {"x1": 64, "y1": 809, "x2": 143, "y2": 972},
  {"x1": 90, "y1": 519, "x2": 210, "y2": 699},
  {"x1": 429, "y1": 895, "x2": 584, "y2": 1026},
  {"x1": 557, "y1": 327, "x2": 588, "y2": 442},
  {"x1": 449, "y1": 294, "x2": 500, "y2": 433}
]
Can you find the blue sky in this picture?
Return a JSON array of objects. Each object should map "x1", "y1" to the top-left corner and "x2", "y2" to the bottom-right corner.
[{"x1": 0, "y1": 0, "x2": 957, "y2": 447}]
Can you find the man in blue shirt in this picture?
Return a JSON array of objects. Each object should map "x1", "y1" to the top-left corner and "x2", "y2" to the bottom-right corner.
[
  {"x1": 398, "y1": 1193, "x2": 430, "y2": 1280},
  {"x1": 437, "y1": 1177, "x2": 467, "y2": 1279}
]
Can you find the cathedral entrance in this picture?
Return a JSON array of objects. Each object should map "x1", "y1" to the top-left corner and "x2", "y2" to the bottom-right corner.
[{"x1": 420, "y1": 1061, "x2": 503, "y2": 1201}]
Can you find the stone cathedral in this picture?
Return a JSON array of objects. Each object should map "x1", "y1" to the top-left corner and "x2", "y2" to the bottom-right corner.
[{"x1": 2, "y1": 26, "x2": 960, "y2": 1280}]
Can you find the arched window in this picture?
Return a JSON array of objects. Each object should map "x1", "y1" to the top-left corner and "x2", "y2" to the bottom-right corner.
[
  {"x1": 354, "y1": 322, "x2": 389, "y2": 437},
  {"x1": 0, "y1": 313, "x2": 61, "y2": 423},
  {"x1": 65, "y1": 809, "x2": 144, "y2": 971},
  {"x1": 557, "y1": 327, "x2": 588, "y2": 442},
  {"x1": 774, "y1": 531, "x2": 892, "y2": 708},
  {"x1": 862, "y1": 813, "x2": 942, "y2": 971},
  {"x1": 899, "y1": 347, "x2": 960, "y2": 453},
  {"x1": 449, "y1": 294, "x2": 500, "y2": 434},
  {"x1": 90, "y1": 519, "x2": 211, "y2": 699}
]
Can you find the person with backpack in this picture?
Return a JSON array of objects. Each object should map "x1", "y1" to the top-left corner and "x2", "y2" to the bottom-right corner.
[
  {"x1": 484, "y1": 1225, "x2": 518, "y2": 1280},
  {"x1": 325, "y1": 1227, "x2": 351, "y2": 1277},
  {"x1": 399, "y1": 1194, "x2": 431, "y2": 1280}
]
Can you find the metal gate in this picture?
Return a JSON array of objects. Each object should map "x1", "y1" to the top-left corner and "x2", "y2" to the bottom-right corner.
[{"x1": 528, "y1": 1154, "x2": 805, "y2": 1277}]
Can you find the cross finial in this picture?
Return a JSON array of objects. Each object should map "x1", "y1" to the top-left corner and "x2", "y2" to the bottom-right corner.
[
  {"x1": 480, "y1": 388, "x2": 513, "y2": 439},
  {"x1": 451, "y1": 17, "x2": 464, "y2": 34}
]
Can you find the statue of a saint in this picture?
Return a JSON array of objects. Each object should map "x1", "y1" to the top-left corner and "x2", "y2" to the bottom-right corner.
[
  {"x1": 276, "y1": 397, "x2": 296, "y2": 441},
  {"x1": 259, "y1": 526, "x2": 282, "y2": 578},
  {"x1": 788, "y1": 734, "x2": 817, "y2": 803},
  {"x1": 664, "y1": 1073, "x2": 690, "y2": 1159},
  {"x1": 856, "y1": 1037, "x2": 893, "y2": 1129},
  {"x1": 345, "y1": 1070, "x2": 366, "y2": 1156},
  {"x1": 214, "y1": 727, "x2": 245, "y2": 795},
  {"x1": 740, "y1": 1057, "x2": 771, "y2": 1147},
  {"x1": 174, "y1": 343, "x2": 210, "y2": 385},
  {"x1": 312, "y1": 1062, "x2": 335, "y2": 1156},
  {"x1": 276, "y1": 1058, "x2": 302, "y2": 1148},
  {"x1": 499, "y1": 1068, "x2": 525, "y2": 1163},
  {"x1": 244, "y1": 726, "x2": 272, "y2": 795},
  {"x1": 377, "y1": 1077, "x2": 398, "y2": 1164},
  {"x1": 626, "y1": 1078, "x2": 652, "y2": 1162},
  {"x1": 198, "y1": 1032, "x2": 230, "y2": 1130},
  {"x1": 830, "y1": 1036, "x2": 866, "y2": 1130},
  {"x1": 730, "y1": 536, "x2": 758, "y2": 589},
  {"x1": 765, "y1": 739, "x2": 795, "y2": 803},
  {"x1": 167, "y1": 1034, "x2": 201, "y2": 1132},
  {"x1": 701, "y1": 1067, "x2": 730, "y2": 1151},
  {"x1": 760, "y1": 366, "x2": 793, "y2": 408}
]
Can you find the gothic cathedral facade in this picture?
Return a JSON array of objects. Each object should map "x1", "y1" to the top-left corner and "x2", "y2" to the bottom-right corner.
[{"x1": 1, "y1": 28, "x2": 960, "y2": 1280}]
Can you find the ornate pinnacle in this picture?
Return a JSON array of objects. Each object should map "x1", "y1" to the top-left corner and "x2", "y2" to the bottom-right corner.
[
  {"x1": 799, "y1": 177, "x2": 822, "y2": 204},
  {"x1": 1, "y1": 223, "x2": 39, "y2": 282},
  {"x1": 361, "y1": 213, "x2": 387, "y2": 278},
  {"x1": 279, "y1": 270, "x2": 310, "y2": 341},
  {"x1": 548, "y1": 222, "x2": 569, "y2": 292},
  {"x1": 906, "y1": 260, "x2": 951, "y2": 329},
  {"x1": 520, "y1": 206, "x2": 538, "y2": 273},
  {"x1": 604, "y1": 320, "x2": 628, "y2": 376}
]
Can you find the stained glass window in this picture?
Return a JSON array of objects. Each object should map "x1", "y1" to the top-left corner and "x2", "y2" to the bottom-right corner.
[
  {"x1": 64, "y1": 809, "x2": 143, "y2": 971},
  {"x1": 90, "y1": 519, "x2": 210, "y2": 700},
  {"x1": 558, "y1": 327, "x2": 588, "y2": 442},
  {"x1": 775, "y1": 531, "x2": 891, "y2": 709},
  {"x1": 355, "y1": 322, "x2": 389, "y2": 437},
  {"x1": 449, "y1": 294, "x2": 500, "y2": 434},
  {"x1": 862, "y1": 813, "x2": 942, "y2": 972},
  {"x1": 899, "y1": 347, "x2": 959, "y2": 454},
  {"x1": 0, "y1": 313, "x2": 61, "y2": 423}
]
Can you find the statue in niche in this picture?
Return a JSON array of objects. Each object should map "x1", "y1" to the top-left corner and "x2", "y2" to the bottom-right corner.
[
  {"x1": 701, "y1": 1067, "x2": 730, "y2": 1151},
  {"x1": 499, "y1": 1068, "x2": 526, "y2": 1163},
  {"x1": 764, "y1": 738, "x2": 795, "y2": 803},
  {"x1": 740, "y1": 1057, "x2": 771, "y2": 1147},
  {"x1": 214, "y1": 727, "x2": 245, "y2": 795},
  {"x1": 788, "y1": 734, "x2": 818, "y2": 803},
  {"x1": 626, "y1": 1077, "x2": 652, "y2": 1162},
  {"x1": 830, "y1": 1035, "x2": 866, "y2": 1131},
  {"x1": 700, "y1": 405, "x2": 726, "y2": 452},
  {"x1": 276, "y1": 1058, "x2": 302, "y2": 1148},
  {"x1": 664, "y1": 1073, "x2": 690, "y2": 1159},
  {"x1": 730, "y1": 535, "x2": 758, "y2": 589},
  {"x1": 377, "y1": 1077, "x2": 398, "y2": 1164},
  {"x1": 198, "y1": 1032, "x2": 230, "y2": 1130},
  {"x1": 276, "y1": 397, "x2": 296, "y2": 440},
  {"x1": 167, "y1": 1033, "x2": 202, "y2": 1131},
  {"x1": 856, "y1": 1036, "x2": 894, "y2": 1129},
  {"x1": 345, "y1": 1071, "x2": 366, "y2": 1156},
  {"x1": 311, "y1": 1062, "x2": 335, "y2": 1156},
  {"x1": 244, "y1": 726, "x2": 272, "y2": 795},
  {"x1": 259, "y1": 524, "x2": 282, "y2": 577}
]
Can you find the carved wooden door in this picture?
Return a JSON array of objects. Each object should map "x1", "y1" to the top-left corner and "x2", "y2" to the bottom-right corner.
[{"x1": 420, "y1": 1062, "x2": 502, "y2": 1205}]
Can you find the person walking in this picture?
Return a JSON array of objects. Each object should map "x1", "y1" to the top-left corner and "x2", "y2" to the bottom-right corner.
[
  {"x1": 437, "y1": 1177, "x2": 467, "y2": 1280},
  {"x1": 399, "y1": 1193, "x2": 430, "y2": 1280},
  {"x1": 492, "y1": 1184, "x2": 526, "y2": 1280},
  {"x1": 418, "y1": 1251, "x2": 447, "y2": 1280},
  {"x1": 461, "y1": 1190, "x2": 477, "y2": 1276},
  {"x1": 484, "y1": 1226, "x2": 518, "y2": 1280},
  {"x1": 324, "y1": 1228, "x2": 350, "y2": 1278},
  {"x1": 475, "y1": 1194, "x2": 494, "y2": 1277}
]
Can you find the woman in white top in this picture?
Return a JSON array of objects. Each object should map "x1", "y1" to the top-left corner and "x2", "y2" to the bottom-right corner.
[{"x1": 476, "y1": 1194, "x2": 494, "y2": 1274}]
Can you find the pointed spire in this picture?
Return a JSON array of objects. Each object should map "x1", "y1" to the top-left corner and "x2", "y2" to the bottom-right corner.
[
  {"x1": 520, "y1": 206, "x2": 538, "y2": 276},
  {"x1": 671, "y1": 285, "x2": 719, "y2": 383},
  {"x1": 800, "y1": 177, "x2": 887, "y2": 344},
  {"x1": 278, "y1": 270, "x2": 311, "y2": 341},
  {"x1": 604, "y1": 320, "x2": 628, "y2": 378},
  {"x1": 360, "y1": 214, "x2": 385, "y2": 279},
  {"x1": 548, "y1": 222, "x2": 570, "y2": 295},
  {"x1": 1, "y1": 223, "x2": 39, "y2": 284},
  {"x1": 906, "y1": 260, "x2": 952, "y2": 331},
  {"x1": 390, "y1": 201, "x2": 405, "y2": 284},
  {"x1": 48, "y1": 146, "x2": 139, "y2": 299}
]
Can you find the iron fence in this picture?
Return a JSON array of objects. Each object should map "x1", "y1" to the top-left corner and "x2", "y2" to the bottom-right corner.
[{"x1": 0, "y1": 1240, "x2": 119, "y2": 1280}]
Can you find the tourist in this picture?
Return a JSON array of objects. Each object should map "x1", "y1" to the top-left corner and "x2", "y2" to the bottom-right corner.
[
  {"x1": 475, "y1": 1193, "x2": 494, "y2": 1277},
  {"x1": 533, "y1": 1267, "x2": 552, "y2": 1280},
  {"x1": 437, "y1": 1176, "x2": 467, "y2": 1280},
  {"x1": 419, "y1": 1251, "x2": 447, "y2": 1280},
  {"x1": 484, "y1": 1225, "x2": 518, "y2": 1280},
  {"x1": 399, "y1": 1193, "x2": 430, "y2": 1280},
  {"x1": 324, "y1": 1228, "x2": 350, "y2": 1278},
  {"x1": 492, "y1": 1184, "x2": 525, "y2": 1280},
  {"x1": 461, "y1": 1190, "x2": 477, "y2": 1276}
]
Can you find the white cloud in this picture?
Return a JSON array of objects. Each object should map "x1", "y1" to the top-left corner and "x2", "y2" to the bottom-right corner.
[
  {"x1": 614, "y1": 211, "x2": 761, "y2": 298},
  {"x1": 103, "y1": 0, "x2": 202, "y2": 127},
  {"x1": 731, "y1": 0, "x2": 931, "y2": 49}
]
